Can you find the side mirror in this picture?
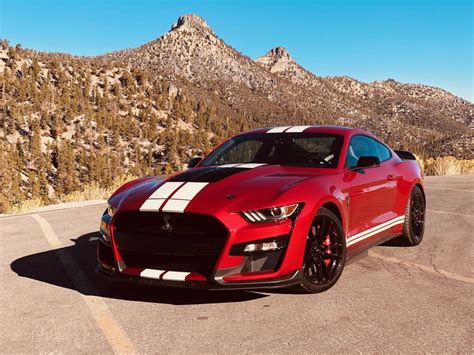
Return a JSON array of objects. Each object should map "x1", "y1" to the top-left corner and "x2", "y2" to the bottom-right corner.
[
  {"x1": 352, "y1": 156, "x2": 380, "y2": 170},
  {"x1": 187, "y1": 157, "x2": 202, "y2": 168}
]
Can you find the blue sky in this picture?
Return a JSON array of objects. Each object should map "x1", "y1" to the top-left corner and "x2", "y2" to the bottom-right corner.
[{"x1": 1, "y1": 0, "x2": 472, "y2": 101}]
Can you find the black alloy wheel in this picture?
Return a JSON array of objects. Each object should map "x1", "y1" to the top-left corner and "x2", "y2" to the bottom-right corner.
[
  {"x1": 298, "y1": 207, "x2": 346, "y2": 293},
  {"x1": 401, "y1": 185, "x2": 426, "y2": 246}
]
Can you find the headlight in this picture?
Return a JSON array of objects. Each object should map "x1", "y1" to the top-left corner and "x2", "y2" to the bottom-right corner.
[
  {"x1": 240, "y1": 203, "x2": 300, "y2": 223},
  {"x1": 107, "y1": 204, "x2": 117, "y2": 217}
]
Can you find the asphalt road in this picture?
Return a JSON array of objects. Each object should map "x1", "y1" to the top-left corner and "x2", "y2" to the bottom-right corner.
[{"x1": 1, "y1": 176, "x2": 473, "y2": 353}]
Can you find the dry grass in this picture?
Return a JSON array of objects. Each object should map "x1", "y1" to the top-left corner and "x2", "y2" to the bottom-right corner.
[
  {"x1": 419, "y1": 157, "x2": 474, "y2": 176},
  {"x1": 61, "y1": 174, "x2": 138, "y2": 203},
  {"x1": 5, "y1": 174, "x2": 138, "y2": 215},
  {"x1": 6, "y1": 198, "x2": 45, "y2": 215}
]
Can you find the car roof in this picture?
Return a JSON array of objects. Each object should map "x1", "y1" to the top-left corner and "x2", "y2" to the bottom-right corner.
[{"x1": 239, "y1": 125, "x2": 368, "y2": 136}]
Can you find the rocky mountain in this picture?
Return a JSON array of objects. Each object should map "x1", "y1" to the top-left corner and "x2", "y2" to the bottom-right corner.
[
  {"x1": 103, "y1": 14, "x2": 472, "y2": 154},
  {"x1": 0, "y1": 14, "x2": 472, "y2": 211}
]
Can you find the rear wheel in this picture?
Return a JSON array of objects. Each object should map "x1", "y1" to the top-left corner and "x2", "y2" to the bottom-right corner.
[
  {"x1": 401, "y1": 185, "x2": 426, "y2": 246},
  {"x1": 297, "y1": 207, "x2": 346, "y2": 293}
]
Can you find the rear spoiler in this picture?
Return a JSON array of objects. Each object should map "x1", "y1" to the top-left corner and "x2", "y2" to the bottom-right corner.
[{"x1": 394, "y1": 150, "x2": 417, "y2": 161}]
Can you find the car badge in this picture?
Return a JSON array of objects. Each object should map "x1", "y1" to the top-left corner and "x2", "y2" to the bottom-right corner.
[{"x1": 161, "y1": 214, "x2": 173, "y2": 232}]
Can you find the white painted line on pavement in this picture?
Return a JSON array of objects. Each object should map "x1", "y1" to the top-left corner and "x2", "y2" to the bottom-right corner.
[
  {"x1": 370, "y1": 252, "x2": 474, "y2": 284},
  {"x1": 426, "y1": 209, "x2": 473, "y2": 218},
  {"x1": 31, "y1": 214, "x2": 137, "y2": 354}
]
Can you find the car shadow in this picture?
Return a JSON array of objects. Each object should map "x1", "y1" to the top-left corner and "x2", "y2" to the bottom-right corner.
[{"x1": 10, "y1": 232, "x2": 268, "y2": 305}]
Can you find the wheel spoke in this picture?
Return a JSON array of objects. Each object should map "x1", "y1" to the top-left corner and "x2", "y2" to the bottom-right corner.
[
  {"x1": 317, "y1": 219, "x2": 331, "y2": 241},
  {"x1": 324, "y1": 253, "x2": 342, "y2": 260},
  {"x1": 316, "y1": 262, "x2": 324, "y2": 282},
  {"x1": 321, "y1": 262, "x2": 329, "y2": 279}
]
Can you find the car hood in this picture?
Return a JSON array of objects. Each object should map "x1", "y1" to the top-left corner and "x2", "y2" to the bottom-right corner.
[{"x1": 111, "y1": 165, "x2": 335, "y2": 214}]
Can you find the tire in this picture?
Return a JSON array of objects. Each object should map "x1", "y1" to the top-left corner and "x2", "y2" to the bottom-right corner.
[
  {"x1": 400, "y1": 185, "x2": 426, "y2": 246},
  {"x1": 297, "y1": 207, "x2": 346, "y2": 294}
]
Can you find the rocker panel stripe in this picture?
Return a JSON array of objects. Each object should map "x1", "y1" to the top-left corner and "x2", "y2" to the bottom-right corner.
[{"x1": 346, "y1": 216, "x2": 405, "y2": 247}]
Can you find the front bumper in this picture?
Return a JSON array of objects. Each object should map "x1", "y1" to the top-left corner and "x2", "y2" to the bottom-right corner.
[
  {"x1": 96, "y1": 262, "x2": 303, "y2": 290},
  {"x1": 98, "y1": 205, "x2": 310, "y2": 290}
]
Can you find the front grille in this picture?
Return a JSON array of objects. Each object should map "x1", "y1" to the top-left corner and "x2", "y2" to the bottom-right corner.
[{"x1": 113, "y1": 212, "x2": 228, "y2": 276}]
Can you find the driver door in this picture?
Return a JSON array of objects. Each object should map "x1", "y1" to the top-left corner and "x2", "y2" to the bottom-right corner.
[{"x1": 345, "y1": 135, "x2": 397, "y2": 239}]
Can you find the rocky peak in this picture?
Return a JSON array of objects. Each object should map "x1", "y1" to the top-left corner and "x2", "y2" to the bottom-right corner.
[
  {"x1": 267, "y1": 47, "x2": 292, "y2": 60},
  {"x1": 170, "y1": 14, "x2": 211, "y2": 32},
  {"x1": 255, "y1": 46, "x2": 296, "y2": 73}
]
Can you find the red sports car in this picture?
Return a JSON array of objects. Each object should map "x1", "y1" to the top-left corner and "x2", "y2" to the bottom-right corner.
[{"x1": 98, "y1": 125, "x2": 425, "y2": 293}]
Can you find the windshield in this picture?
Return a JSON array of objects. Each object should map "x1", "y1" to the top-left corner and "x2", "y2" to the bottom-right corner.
[{"x1": 200, "y1": 133, "x2": 344, "y2": 168}]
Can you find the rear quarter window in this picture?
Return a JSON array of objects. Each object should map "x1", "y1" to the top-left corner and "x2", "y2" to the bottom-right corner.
[{"x1": 373, "y1": 140, "x2": 392, "y2": 162}]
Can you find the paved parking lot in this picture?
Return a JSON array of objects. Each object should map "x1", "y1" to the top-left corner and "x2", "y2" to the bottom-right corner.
[{"x1": 1, "y1": 176, "x2": 473, "y2": 353}]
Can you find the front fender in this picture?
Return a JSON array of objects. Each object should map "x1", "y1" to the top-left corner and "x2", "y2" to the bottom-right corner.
[{"x1": 282, "y1": 184, "x2": 348, "y2": 272}]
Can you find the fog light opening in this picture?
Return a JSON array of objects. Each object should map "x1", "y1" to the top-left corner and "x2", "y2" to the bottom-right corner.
[{"x1": 244, "y1": 241, "x2": 282, "y2": 253}]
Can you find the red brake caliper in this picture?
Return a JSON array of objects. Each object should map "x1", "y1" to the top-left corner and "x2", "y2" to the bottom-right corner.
[{"x1": 323, "y1": 234, "x2": 332, "y2": 266}]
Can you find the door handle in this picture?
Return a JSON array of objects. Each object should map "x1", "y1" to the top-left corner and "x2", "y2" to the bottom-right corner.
[{"x1": 387, "y1": 174, "x2": 394, "y2": 181}]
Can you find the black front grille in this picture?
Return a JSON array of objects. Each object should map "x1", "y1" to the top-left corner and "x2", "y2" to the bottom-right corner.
[{"x1": 113, "y1": 212, "x2": 228, "y2": 276}]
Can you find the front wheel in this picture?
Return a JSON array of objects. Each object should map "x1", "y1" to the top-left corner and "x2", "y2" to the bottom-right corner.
[{"x1": 297, "y1": 207, "x2": 346, "y2": 293}]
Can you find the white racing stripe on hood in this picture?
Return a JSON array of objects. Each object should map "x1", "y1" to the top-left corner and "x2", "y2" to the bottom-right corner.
[
  {"x1": 139, "y1": 199, "x2": 166, "y2": 211},
  {"x1": 172, "y1": 182, "x2": 209, "y2": 200},
  {"x1": 160, "y1": 199, "x2": 189, "y2": 213},
  {"x1": 149, "y1": 181, "x2": 184, "y2": 199},
  {"x1": 139, "y1": 181, "x2": 185, "y2": 211},
  {"x1": 140, "y1": 163, "x2": 264, "y2": 213},
  {"x1": 161, "y1": 182, "x2": 209, "y2": 213}
]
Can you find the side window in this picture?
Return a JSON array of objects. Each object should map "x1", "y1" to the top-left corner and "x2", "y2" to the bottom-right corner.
[
  {"x1": 345, "y1": 135, "x2": 379, "y2": 168},
  {"x1": 373, "y1": 140, "x2": 391, "y2": 162}
]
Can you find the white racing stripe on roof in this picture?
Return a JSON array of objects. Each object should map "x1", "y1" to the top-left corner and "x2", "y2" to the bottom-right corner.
[
  {"x1": 267, "y1": 126, "x2": 292, "y2": 133},
  {"x1": 285, "y1": 125, "x2": 311, "y2": 133},
  {"x1": 218, "y1": 163, "x2": 240, "y2": 168},
  {"x1": 236, "y1": 163, "x2": 267, "y2": 169}
]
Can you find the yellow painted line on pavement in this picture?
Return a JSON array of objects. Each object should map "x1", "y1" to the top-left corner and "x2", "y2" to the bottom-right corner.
[
  {"x1": 370, "y1": 252, "x2": 474, "y2": 284},
  {"x1": 426, "y1": 209, "x2": 473, "y2": 218},
  {"x1": 31, "y1": 214, "x2": 137, "y2": 354}
]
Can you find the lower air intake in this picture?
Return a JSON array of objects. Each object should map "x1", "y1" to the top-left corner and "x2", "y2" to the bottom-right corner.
[{"x1": 242, "y1": 250, "x2": 283, "y2": 273}]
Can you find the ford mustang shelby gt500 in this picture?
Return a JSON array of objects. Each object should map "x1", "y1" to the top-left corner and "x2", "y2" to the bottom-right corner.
[{"x1": 98, "y1": 125, "x2": 425, "y2": 293}]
